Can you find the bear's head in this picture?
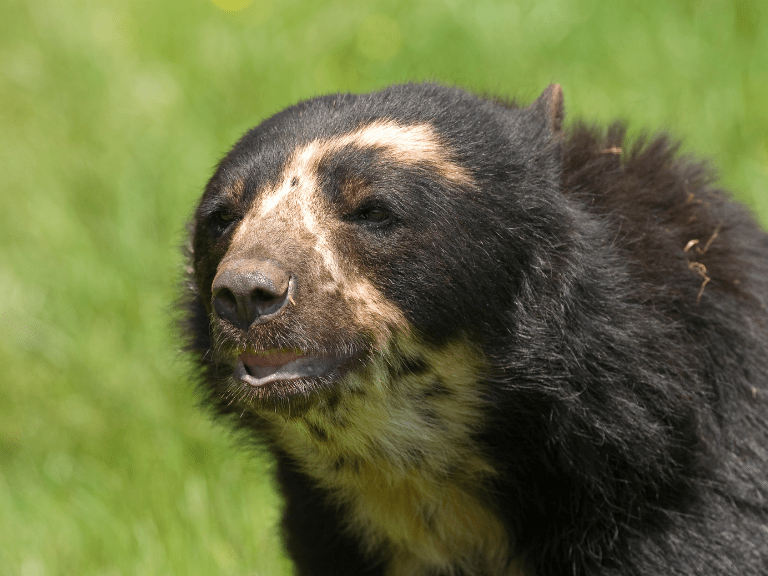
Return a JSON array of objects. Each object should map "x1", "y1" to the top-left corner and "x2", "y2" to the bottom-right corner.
[{"x1": 186, "y1": 83, "x2": 567, "y2": 416}]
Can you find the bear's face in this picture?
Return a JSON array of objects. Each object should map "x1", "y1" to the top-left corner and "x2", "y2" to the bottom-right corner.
[{"x1": 189, "y1": 84, "x2": 565, "y2": 415}]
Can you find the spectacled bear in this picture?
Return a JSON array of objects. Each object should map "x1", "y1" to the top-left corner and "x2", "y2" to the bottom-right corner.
[{"x1": 182, "y1": 83, "x2": 768, "y2": 576}]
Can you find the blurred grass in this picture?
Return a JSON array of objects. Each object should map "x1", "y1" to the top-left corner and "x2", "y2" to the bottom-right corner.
[{"x1": 0, "y1": 0, "x2": 766, "y2": 574}]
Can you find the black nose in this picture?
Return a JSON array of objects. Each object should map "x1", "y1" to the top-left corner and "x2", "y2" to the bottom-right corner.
[{"x1": 211, "y1": 259, "x2": 293, "y2": 330}]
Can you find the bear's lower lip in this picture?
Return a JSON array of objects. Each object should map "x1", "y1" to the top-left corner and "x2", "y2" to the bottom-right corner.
[{"x1": 234, "y1": 350, "x2": 346, "y2": 387}]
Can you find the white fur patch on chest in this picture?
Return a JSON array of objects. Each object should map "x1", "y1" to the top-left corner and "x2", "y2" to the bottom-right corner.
[{"x1": 263, "y1": 335, "x2": 527, "y2": 575}]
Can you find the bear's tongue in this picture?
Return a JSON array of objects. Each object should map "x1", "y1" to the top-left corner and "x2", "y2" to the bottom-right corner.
[{"x1": 240, "y1": 349, "x2": 304, "y2": 369}]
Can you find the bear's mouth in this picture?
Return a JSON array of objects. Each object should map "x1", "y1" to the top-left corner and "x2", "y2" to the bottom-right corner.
[{"x1": 234, "y1": 348, "x2": 352, "y2": 387}]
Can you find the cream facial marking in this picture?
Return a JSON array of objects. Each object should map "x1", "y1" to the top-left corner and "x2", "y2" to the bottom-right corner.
[
  {"x1": 259, "y1": 119, "x2": 471, "y2": 219},
  {"x1": 262, "y1": 334, "x2": 515, "y2": 575},
  {"x1": 257, "y1": 140, "x2": 324, "y2": 218},
  {"x1": 324, "y1": 120, "x2": 472, "y2": 185}
]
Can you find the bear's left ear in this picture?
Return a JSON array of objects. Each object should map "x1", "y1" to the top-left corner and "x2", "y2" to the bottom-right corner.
[{"x1": 528, "y1": 84, "x2": 564, "y2": 136}]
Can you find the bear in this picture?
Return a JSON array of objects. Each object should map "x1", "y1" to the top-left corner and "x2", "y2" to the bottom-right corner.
[{"x1": 182, "y1": 82, "x2": 768, "y2": 576}]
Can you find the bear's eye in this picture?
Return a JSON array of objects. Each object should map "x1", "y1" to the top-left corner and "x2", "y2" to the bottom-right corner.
[
  {"x1": 355, "y1": 207, "x2": 393, "y2": 227},
  {"x1": 208, "y1": 208, "x2": 238, "y2": 236}
]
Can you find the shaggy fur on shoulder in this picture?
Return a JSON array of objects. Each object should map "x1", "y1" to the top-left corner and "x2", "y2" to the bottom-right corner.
[{"x1": 182, "y1": 83, "x2": 768, "y2": 576}]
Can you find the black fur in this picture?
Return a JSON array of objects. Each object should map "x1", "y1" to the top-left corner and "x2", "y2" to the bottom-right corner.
[{"x1": 182, "y1": 83, "x2": 768, "y2": 575}]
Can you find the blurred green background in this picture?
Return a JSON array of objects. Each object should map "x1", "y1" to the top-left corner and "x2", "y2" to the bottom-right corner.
[{"x1": 1, "y1": 0, "x2": 766, "y2": 574}]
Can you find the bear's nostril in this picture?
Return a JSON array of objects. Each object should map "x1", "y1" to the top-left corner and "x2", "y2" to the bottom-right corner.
[
  {"x1": 250, "y1": 286, "x2": 287, "y2": 316},
  {"x1": 253, "y1": 288, "x2": 280, "y2": 304},
  {"x1": 212, "y1": 287, "x2": 239, "y2": 326}
]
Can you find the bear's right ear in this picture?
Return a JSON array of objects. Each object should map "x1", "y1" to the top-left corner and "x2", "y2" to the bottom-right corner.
[{"x1": 528, "y1": 84, "x2": 564, "y2": 136}]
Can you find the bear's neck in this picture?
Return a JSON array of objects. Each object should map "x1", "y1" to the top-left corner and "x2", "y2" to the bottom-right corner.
[{"x1": 262, "y1": 334, "x2": 529, "y2": 575}]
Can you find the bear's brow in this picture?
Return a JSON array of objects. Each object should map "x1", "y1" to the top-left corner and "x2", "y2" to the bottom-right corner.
[
  {"x1": 293, "y1": 119, "x2": 471, "y2": 186},
  {"x1": 256, "y1": 120, "x2": 472, "y2": 218}
]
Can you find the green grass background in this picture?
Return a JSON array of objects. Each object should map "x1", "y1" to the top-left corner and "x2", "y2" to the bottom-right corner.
[{"x1": 1, "y1": 0, "x2": 766, "y2": 574}]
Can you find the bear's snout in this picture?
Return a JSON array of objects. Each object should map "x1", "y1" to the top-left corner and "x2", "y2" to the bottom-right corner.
[{"x1": 211, "y1": 258, "x2": 293, "y2": 330}]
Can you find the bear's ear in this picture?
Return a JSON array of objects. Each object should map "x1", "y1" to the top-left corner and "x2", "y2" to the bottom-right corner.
[{"x1": 528, "y1": 84, "x2": 564, "y2": 136}]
